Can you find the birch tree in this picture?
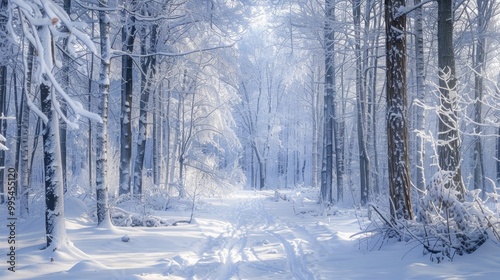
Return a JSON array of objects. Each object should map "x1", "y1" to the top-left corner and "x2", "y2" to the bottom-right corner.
[
  {"x1": 10, "y1": 0, "x2": 99, "y2": 248},
  {"x1": 413, "y1": 0, "x2": 426, "y2": 192},
  {"x1": 95, "y1": 0, "x2": 112, "y2": 226}
]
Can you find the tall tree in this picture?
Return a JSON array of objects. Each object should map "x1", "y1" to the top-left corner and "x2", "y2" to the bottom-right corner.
[
  {"x1": 95, "y1": 0, "x2": 112, "y2": 225},
  {"x1": 353, "y1": 0, "x2": 371, "y2": 205},
  {"x1": 18, "y1": 45, "x2": 34, "y2": 218},
  {"x1": 60, "y1": 0, "x2": 71, "y2": 194},
  {"x1": 0, "y1": 0, "x2": 8, "y2": 202},
  {"x1": 119, "y1": 0, "x2": 137, "y2": 196},
  {"x1": 472, "y1": 0, "x2": 494, "y2": 196},
  {"x1": 414, "y1": 0, "x2": 426, "y2": 192},
  {"x1": 133, "y1": 6, "x2": 158, "y2": 195},
  {"x1": 11, "y1": 0, "x2": 99, "y2": 248},
  {"x1": 437, "y1": 0, "x2": 465, "y2": 196},
  {"x1": 385, "y1": 0, "x2": 413, "y2": 220},
  {"x1": 321, "y1": 0, "x2": 335, "y2": 204}
]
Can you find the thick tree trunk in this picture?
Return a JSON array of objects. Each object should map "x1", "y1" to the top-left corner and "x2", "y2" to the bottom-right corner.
[
  {"x1": 96, "y1": 0, "x2": 111, "y2": 226},
  {"x1": 41, "y1": 82, "x2": 67, "y2": 248},
  {"x1": 437, "y1": 0, "x2": 465, "y2": 196},
  {"x1": 385, "y1": 0, "x2": 413, "y2": 220}
]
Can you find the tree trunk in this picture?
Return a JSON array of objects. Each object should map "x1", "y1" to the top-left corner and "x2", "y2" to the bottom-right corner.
[
  {"x1": 385, "y1": 0, "x2": 413, "y2": 220},
  {"x1": 96, "y1": 0, "x2": 111, "y2": 226},
  {"x1": 59, "y1": 0, "x2": 71, "y2": 194},
  {"x1": 473, "y1": 0, "x2": 491, "y2": 197},
  {"x1": 354, "y1": 0, "x2": 370, "y2": 206},
  {"x1": 0, "y1": 0, "x2": 8, "y2": 204},
  {"x1": 310, "y1": 66, "x2": 319, "y2": 188},
  {"x1": 19, "y1": 45, "x2": 34, "y2": 218},
  {"x1": 41, "y1": 82, "x2": 67, "y2": 248},
  {"x1": 153, "y1": 83, "x2": 161, "y2": 186},
  {"x1": 119, "y1": 3, "x2": 137, "y2": 196},
  {"x1": 497, "y1": 125, "x2": 500, "y2": 185},
  {"x1": 133, "y1": 21, "x2": 158, "y2": 195},
  {"x1": 437, "y1": 0, "x2": 465, "y2": 196},
  {"x1": 321, "y1": 0, "x2": 335, "y2": 204},
  {"x1": 414, "y1": 0, "x2": 426, "y2": 192}
]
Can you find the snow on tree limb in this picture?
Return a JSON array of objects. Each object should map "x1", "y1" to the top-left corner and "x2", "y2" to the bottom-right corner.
[{"x1": 10, "y1": 0, "x2": 102, "y2": 126}]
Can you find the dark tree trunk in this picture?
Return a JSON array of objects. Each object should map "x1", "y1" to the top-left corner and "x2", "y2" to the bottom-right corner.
[
  {"x1": 385, "y1": 0, "x2": 413, "y2": 220},
  {"x1": 133, "y1": 21, "x2": 158, "y2": 195},
  {"x1": 437, "y1": 0, "x2": 465, "y2": 196},
  {"x1": 119, "y1": 3, "x2": 137, "y2": 196}
]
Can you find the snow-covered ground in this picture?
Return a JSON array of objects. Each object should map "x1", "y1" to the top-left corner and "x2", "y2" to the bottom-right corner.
[{"x1": 2, "y1": 189, "x2": 500, "y2": 279}]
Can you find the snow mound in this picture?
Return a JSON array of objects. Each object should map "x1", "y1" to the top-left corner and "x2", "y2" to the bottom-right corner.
[
  {"x1": 64, "y1": 197, "x2": 89, "y2": 218},
  {"x1": 68, "y1": 259, "x2": 107, "y2": 272}
]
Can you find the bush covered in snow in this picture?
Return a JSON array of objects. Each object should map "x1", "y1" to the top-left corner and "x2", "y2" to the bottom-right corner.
[{"x1": 368, "y1": 171, "x2": 500, "y2": 262}]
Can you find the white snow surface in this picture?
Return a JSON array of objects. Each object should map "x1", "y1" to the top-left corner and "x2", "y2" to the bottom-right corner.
[{"x1": 2, "y1": 189, "x2": 500, "y2": 279}]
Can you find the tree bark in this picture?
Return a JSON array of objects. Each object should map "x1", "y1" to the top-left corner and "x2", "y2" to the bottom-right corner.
[
  {"x1": 119, "y1": 2, "x2": 137, "y2": 196},
  {"x1": 0, "y1": 0, "x2": 8, "y2": 204},
  {"x1": 414, "y1": 0, "x2": 426, "y2": 193},
  {"x1": 133, "y1": 21, "x2": 157, "y2": 195},
  {"x1": 354, "y1": 0, "x2": 371, "y2": 206},
  {"x1": 59, "y1": 0, "x2": 71, "y2": 194},
  {"x1": 385, "y1": 0, "x2": 413, "y2": 220},
  {"x1": 19, "y1": 45, "x2": 34, "y2": 218},
  {"x1": 41, "y1": 82, "x2": 67, "y2": 248},
  {"x1": 96, "y1": 0, "x2": 111, "y2": 225},
  {"x1": 473, "y1": 0, "x2": 491, "y2": 197},
  {"x1": 437, "y1": 0, "x2": 465, "y2": 196},
  {"x1": 321, "y1": 0, "x2": 335, "y2": 204}
]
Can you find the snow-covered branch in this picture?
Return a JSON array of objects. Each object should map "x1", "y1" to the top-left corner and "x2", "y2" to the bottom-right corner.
[
  {"x1": 395, "y1": 0, "x2": 435, "y2": 18},
  {"x1": 10, "y1": 0, "x2": 102, "y2": 127},
  {"x1": 111, "y1": 43, "x2": 236, "y2": 59}
]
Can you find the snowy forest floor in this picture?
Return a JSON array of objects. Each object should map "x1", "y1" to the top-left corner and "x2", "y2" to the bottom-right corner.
[{"x1": 2, "y1": 188, "x2": 500, "y2": 279}]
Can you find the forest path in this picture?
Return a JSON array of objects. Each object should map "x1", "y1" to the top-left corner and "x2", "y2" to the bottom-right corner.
[{"x1": 181, "y1": 190, "x2": 345, "y2": 280}]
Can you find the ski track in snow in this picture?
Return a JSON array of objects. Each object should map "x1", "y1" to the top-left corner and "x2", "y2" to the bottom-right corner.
[
  {"x1": 4, "y1": 190, "x2": 500, "y2": 279},
  {"x1": 183, "y1": 195, "x2": 320, "y2": 280}
]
